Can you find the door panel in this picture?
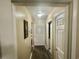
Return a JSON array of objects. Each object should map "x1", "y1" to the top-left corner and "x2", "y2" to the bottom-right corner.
[{"x1": 55, "y1": 12, "x2": 65, "y2": 59}]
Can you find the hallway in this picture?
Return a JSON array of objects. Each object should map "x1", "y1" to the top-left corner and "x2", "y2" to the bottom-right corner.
[
  {"x1": 0, "y1": 0, "x2": 79, "y2": 59},
  {"x1": 0, "y1": 2, "x2": 69, "y2": 59},
  {"x1": 31, "y1": 46, "x2": 51, "y2": 59},
  {"x1": 13, "y1": 5, "x2": 66, "y2": 59},
  {"x1": 0, "y1": 2, "x2": 70, "y2": 59}
]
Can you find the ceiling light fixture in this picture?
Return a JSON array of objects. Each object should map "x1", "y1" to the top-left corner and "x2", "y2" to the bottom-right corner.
[
  {"x1": 37, "y1": 13, "x2": 44, "y2": 17},
  {"x1": 37, "y1": 11, "x2": 44, "y2": 18}
]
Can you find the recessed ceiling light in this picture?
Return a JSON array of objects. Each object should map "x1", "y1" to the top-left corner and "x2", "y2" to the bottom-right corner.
[
  {"x1": 37, "y1": 11, "x2": 44, "y2": 17},
  {"x1": 37, "y1": 13, "x2": 44, "y2": 17}
]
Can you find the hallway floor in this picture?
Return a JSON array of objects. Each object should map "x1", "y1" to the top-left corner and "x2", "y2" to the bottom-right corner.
[{"x1": 31, "y1": 46, "x2": 51, "y2": 59}]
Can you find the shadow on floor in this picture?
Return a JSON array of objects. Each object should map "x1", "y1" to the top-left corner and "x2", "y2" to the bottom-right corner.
[{"x1": 31, "y1": 46, "x2": 51, "y2": 59}]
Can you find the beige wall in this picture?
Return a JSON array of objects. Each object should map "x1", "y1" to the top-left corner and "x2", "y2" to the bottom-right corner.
[
  {"x1": 0, "y1": 0, "x2": 17, "y2": 59},
  {"x1": 15, "y1": 6, "x2": 32, "y2": 59},
  {"x1": 76, "y1": 0, "x2": 79, "y2": 59}
]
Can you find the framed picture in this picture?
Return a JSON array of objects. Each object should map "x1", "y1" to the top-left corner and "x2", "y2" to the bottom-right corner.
[{"x1": 24, "y1": 20, "x2": 28, "y2": 39}]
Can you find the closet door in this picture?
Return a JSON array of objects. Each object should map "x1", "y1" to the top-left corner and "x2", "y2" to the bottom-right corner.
[{"x1": 55, "y1": 13, "x2": 65, "y2": 59}]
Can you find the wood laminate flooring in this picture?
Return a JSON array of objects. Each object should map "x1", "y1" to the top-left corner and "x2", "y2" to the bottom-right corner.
[{"x1": 31, "y1": 46, "x2": 51, "y2": 59}]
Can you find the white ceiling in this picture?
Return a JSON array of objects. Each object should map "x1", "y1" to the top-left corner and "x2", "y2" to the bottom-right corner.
[{"x1": 27, "y1": 6, "x2": 54, "y2": 18}]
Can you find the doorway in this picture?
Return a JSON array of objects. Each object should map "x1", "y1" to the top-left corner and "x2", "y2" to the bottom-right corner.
[
  {"x1": 48, "y1": 21, "x2": 53, "y2": 53},
  {"x1": 46, "y1": 5, "x2": 71, "y2": 59},
  {"x1": 12, "y1": 1, "x2": 72, "y2": 59}
]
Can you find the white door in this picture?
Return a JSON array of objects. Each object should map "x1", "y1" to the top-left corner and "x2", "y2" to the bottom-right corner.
[{"x1": 55, "y1": 12, "x2": 65, "y2": 59}]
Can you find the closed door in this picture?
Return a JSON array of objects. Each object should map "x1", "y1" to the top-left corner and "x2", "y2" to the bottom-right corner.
[{"x1": 55, "y1": 12, "x2": 65, "y2": 59}]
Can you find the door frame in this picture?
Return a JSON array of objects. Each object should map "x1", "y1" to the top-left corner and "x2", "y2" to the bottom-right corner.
[
  {"x1": 48, "y1": 21, "x2": 52, "y2": 50},
  {"x1": 55, "y1": 11, "x2": 65, "y2": 59},
  {"x1": 51, "y1": 3, "x2": 73, "y2": 59}
]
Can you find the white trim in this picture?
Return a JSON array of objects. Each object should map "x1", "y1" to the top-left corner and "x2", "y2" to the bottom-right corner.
[
  {"x1": 11, "y1": 4, "x2": 18, "y2": 59},
  {"x1": 30, "y1": 53, "x2": 32, "y2": 59},
  {"x1": 71, "y1": 0, "x2": 78, "y2": 59},
  {"x1": 56, "y1": 47, "x2": 64, "y2": 55}
]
